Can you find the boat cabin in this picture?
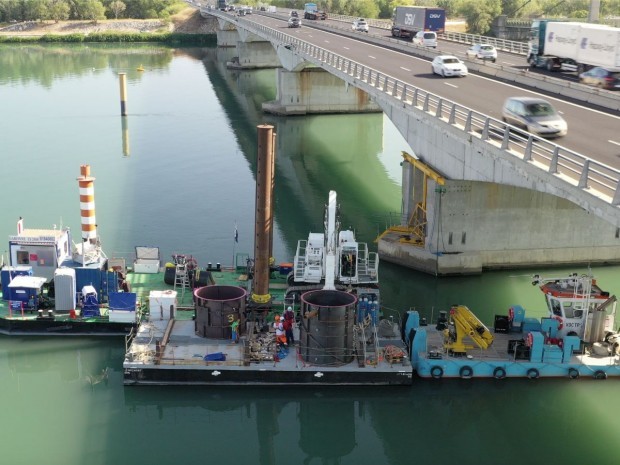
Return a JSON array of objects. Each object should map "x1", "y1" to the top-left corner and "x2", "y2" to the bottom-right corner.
[
  {"x1": 536, "y1": 273, "x2": 616, "y2": 343},
  {"x1": 9, "y1": 228, "x2": 72, "y2": 282}
]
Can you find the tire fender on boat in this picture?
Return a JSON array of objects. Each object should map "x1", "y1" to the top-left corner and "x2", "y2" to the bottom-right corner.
[
  {"x1": 430, "y1": 366, "x2": 443, "y2": 379},
  {"x1": 593, "y1": 370, "x2": 607, "y2": 380},
  {"x1": 568, "y1": 368, "x2": 579, "y2": 379},
  {"x1": 527, "y1": 368, "x2": 539, "y2": 379},
  {"x1": 493, "y1": 366, "x2": 506, "y2": 379},
  {"x1": 459, "y1": 365, "x2": 473, "y2": 379}
]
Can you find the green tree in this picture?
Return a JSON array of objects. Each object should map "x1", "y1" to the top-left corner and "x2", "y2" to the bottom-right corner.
[
  {"x1": 436, "y1": 0, "x2": 465, "y2": 18},
  {"x1": 50, "y1": 0, "x2": 71, "y2": 22},
  {"x1": 24, "y1": 0, "x2": 48, "y2": 21},
  {"x1": 77, "y1": 0, "x2": 106, "y2": 22},
  {"x1": 109, "y1": 0, "x2": 126, "y2": 18},
  {"x1": 460, "y1": 0, "x2": 501, "y2": 35}
]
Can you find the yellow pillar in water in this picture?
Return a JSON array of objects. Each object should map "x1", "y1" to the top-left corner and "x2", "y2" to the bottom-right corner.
[
  {"x1": 118, "y1": 73, "x2": 127, "y2": 116},
  {"x1": 121, "y1": 116, "x2": 130, "y2": 157}
]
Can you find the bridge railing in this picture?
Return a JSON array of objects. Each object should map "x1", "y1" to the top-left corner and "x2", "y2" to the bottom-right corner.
[{"x1": 208, "y1": 11, "x2": 620, "y2": 208}]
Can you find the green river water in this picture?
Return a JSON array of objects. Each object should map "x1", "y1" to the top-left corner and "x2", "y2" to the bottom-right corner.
[{"x1": 0, "y1": 43, "x2": 619, "y2": 465}]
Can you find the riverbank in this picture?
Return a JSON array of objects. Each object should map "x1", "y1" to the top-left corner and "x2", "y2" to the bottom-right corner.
[{"x1": 0, "y1": 8, "x2": 214, "y2": 37}]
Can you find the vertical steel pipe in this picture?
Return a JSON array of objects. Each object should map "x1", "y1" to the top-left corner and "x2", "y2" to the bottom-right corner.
[{"x1": 251, "y1": 125, "x2": 276, "y2": 305}]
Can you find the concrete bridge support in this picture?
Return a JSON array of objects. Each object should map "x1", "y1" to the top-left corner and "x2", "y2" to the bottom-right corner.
[
  {"x1": 228, "y1": 41, "x2": 281, "y2": 69},
  {"x1": 263, "y1": 68, "x2": 381, "y2": 116},
  {"x1": 216, "y1": 29, "x2": 240, "y2": 47},
  {"x1": 380, "y1": 171, "x2": 620, "y2": 275}
]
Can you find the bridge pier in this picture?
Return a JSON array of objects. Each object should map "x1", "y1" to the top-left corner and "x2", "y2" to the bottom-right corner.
[
  {"x1": 379, "y1": 158, "x2": 620, "y2": 275},
  {"x1": 228, "y1": 41, "x2": 281, "y2": 69},
  {"x1": 263, "y1": 68, "x2": 381, "y2": 116},
  {"x1": 216, "y1": 29, "x2": 239, "y2": 47}
]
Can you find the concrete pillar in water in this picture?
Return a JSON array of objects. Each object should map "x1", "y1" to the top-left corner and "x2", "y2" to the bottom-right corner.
[
  {"x1": 251, "y1": 125, "x2": 275, "y2": 305},
  {"x1": 118, "y1": 73, "x2": 127, "y2": 116}
]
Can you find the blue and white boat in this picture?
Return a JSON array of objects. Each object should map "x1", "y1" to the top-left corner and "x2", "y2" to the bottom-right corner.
[{"x1": 404, "y1": 273, "x2": 620, "y2": 379}]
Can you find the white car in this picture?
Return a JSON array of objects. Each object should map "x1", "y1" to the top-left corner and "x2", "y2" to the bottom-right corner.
[
  {"x1": 431, "y1": 55, "x2": 468, "y2": 78},
  {"x1": 413, "y1": 31, "x2": 437, "y2": 48},
  {"x1": 352, "y1": 18, "x2": 369, "y2": 33},
  {"x1": 466, "y1": 44, "x2": 497, "y2": 62}
]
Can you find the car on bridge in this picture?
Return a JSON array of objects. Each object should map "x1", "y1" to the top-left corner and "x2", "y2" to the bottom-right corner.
[
  {"x1": 413, "y1": 31, "x2": 437, "y2": 48},
  {"x1": 501, "y1": 97, "x2": 567, "y2": 138},
  {"x1": 288, "y1": 16, "x2": 301, "y2": 28},
  {"x1": 579, "y1": 67, "x2": 620, "y2": 90},
  {"x1": 465, "y1": 44, "x2": 497, "y2": 63},
  {"x1": 352, "y1": 18, "x2": 369, "y2": 33},
  {"x1": 431, "y1": 55, "x2": 468, "y2": 78}
]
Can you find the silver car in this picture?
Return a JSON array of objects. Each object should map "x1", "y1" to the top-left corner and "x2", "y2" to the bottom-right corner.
[
  {"x1": 352, "y1": 18, "x2": 369, "y2": 32},
  {"x1": 501, "y1": 97, "x2": 567, "y2": 137},
  {"x1": 466, "y1": 44, "x2": 497, "y2": 62}
]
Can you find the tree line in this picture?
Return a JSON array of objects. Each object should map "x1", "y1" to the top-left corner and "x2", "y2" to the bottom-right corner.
[{"x1": 0, "y1": 0, "x2": 186, "y2": 23}]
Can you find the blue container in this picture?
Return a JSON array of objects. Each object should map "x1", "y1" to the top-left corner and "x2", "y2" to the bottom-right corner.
[
  {"x1": 523, "y1": 317, "x2": 542, "y2": 333},
  {"x1": 1, "y1": 266, "x2": 33, "y2": 301}
]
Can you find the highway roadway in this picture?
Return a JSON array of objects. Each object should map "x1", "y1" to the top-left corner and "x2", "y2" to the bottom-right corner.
[{"x1": 229, "y1": 12, "x2": 620, "y2": 170}]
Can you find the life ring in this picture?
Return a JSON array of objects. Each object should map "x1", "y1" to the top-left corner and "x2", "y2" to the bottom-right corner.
[
  {"x1": 593, "y1": 370, "x2": 607, "y2": 380},
  {"x1": 525, "y1": 332, "x2": 534, "y2": 348},
  {"x1": 527, "y1": 368, "x2": 539, "y2": 379},
  {"x1": 459, "y1": 365, "x2": 473, "y2": 379},
  {"x1": 493, "y1": 366, "x2": 506, "y2": 379},
  {"x1": 568, "y1": 368, "x2": 579, "y2": 379},
  {"x1": 430, "y1": 366, "x2": 443, "y2": 379},
  {"x1": 552, "y1": 315, "x2": 563, "y2": 330}
]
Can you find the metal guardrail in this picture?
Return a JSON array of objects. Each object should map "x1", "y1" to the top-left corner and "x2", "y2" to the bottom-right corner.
[
  {"x1": 321, "y1": 12, "x2": 530, "y2": 55},
  {"x1": 207, "y1": 10, "x2": 620, "y2": 209}
]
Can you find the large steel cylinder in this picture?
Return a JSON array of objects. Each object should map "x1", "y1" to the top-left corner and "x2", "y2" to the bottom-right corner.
[
  {"x1": 194, "y1": 285, "x2": 247, "y2": 339},
  {"x1": 299, "y1": 290, "x2": 357, "y2": 366}
]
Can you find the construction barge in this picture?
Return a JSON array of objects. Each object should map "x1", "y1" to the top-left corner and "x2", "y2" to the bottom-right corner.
[{"x1": 123, "y1": 125, "x2": 411, "y2": 386}]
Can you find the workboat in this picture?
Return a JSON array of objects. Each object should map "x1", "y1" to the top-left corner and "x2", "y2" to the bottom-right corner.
[
  {"x1": 123, "y1": 191, "x2": 411, "y2": 386},
  {"x1": 0, "y1": 165, "x2": 187, "y2": 336},
  {"x1": 404, "y1": 272, "x2": 620, "y2": 379}
]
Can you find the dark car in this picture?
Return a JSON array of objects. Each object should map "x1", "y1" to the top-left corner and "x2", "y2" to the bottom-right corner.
[
  {"x1": 579, "y1": 67, "x2": 620, "y2": 90},
  {"x1": 290, "y1": 10, "x2": 298, "y2": 18},
  {"x1": 288, "y1": 17, "x2": 301, "y2": 28}
]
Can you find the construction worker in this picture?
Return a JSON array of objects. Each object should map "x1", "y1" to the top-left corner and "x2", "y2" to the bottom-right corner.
[
  {"x1": 283, "y1": 306, "x2": 295, "y2": 345},
  {"x1": 273, "y1": 314, "x2": 287, "y2": 347}
]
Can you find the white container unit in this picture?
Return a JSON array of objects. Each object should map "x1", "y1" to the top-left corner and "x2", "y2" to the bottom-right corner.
[
  {"x1": 149, "y1": 290, "x2": 177, "y2": 321},
  {"x1": 134, "y1": 246, "x2": 160, "y2": 274},
  {"x1": 54, "y1": 268, "x2": 77, "y2": 311}
]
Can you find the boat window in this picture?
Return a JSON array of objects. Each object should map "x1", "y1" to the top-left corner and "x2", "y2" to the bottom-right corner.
[
  {"x1": 562, "y1": 302, "x2": 576, "y2": 318},
  {"x1": 16, "y1": 251, "x2": 29, "y2": 265},
  {"x1": 551, "y1": 299, "x2": 562, "y2": 317}
]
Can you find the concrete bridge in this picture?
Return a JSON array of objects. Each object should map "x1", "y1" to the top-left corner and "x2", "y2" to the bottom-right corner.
[{"x1": 204, "y1": 10, "x2": 620, "y2": 274}]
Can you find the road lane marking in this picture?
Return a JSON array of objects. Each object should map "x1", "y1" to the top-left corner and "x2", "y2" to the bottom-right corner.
[
  {"x1": 610, "y1": 140, "x2": 620, "y2": 147},
  {"x1": 343, "y1": 46, "x2": 349, "y2": 50},
  {"x1": 400, "y1": 66, "x2": 411, "y2": 71},
  {"x1": 444, "y1": 82, "x2": 458, "y2": 88},
  {"x1": 368, "y1": 55, "x2": 376, "y2": 59}
]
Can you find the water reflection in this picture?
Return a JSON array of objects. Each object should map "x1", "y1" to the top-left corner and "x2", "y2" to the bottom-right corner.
[{"x1": 0, "y1": 44, "x2": 175, "y2": 86}]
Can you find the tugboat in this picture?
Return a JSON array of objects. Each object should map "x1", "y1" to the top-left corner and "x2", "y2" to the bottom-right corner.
[{"x1": 404, "y1": 272, "x2": 620, "y2": 379}]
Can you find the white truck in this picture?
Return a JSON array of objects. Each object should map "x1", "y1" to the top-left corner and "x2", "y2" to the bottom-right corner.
[{"x1": 528, "y1": 20, "x2": 620, "y2": 72}]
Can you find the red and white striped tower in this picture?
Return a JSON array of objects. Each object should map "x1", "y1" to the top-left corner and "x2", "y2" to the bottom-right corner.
[{"x1": 77, "y1": 164, "x2": 97, "y2": 243}]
